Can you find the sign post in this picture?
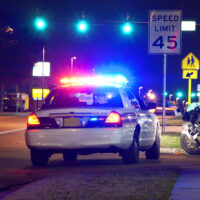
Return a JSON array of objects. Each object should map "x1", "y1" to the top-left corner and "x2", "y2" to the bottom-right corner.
[
  {"x1": 188, "y1": 79, "x2": 192, "y2": 104},
  {"x1": 182, "y1": 52, "x2": 199, "y2": 105},
  {"x1": 149, "y1": 10, "x2": 182, "y2": 133}
]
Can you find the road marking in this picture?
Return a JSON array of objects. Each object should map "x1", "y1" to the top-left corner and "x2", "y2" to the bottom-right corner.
[{"x1": 0, "y1": 128, "x2": 26, "y2": 135}]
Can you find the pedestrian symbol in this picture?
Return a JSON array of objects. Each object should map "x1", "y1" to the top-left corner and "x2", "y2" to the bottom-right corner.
[
  {"x1": 187, "y1": 56, "x2": 195, "y2": 66},
  {"x1": 182, "y1": 52, "x2": 199, "y2": 70}
]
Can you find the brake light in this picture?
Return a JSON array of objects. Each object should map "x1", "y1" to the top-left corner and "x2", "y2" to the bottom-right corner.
[
  {"x1": 27, "y1": 113, "x2": 40, "y2": 126},
  {"x1": 105, "y1": 111, "x2": 121, "y2": 124}
]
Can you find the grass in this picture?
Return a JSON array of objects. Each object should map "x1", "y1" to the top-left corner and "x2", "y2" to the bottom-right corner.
[
  {"x1": 161, "y1": 132, "x2": 181, "y2": 148},
  {"x1": 4, "y1": 166, "x2": 179, "y2": 200},
  {"x1": 159, "y1": 115, "x2": 183, "y2": 126}
]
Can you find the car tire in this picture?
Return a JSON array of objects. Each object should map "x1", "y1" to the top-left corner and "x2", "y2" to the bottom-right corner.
[
  {"x1": 63, "y1": 151, "x2": 77, "y2": 162},
  {"x1": 180, "y1": 133, "x2": 200, "y2": 155},
  {"x1": 145, "y1": 128, "x2": 160, "y2": 160},
  {"x1": 31, "y1": 149, "x2": 49, "y2": 167},
  {"x1": 122, "y1": 138, "x2": 139, "y2": 164}
]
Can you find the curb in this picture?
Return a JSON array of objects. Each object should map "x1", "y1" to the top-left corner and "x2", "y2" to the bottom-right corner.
[
  {"x1": 161, "y1": 147, "x2": 186, "y2": 155},
  {"x1": 0, "y1": 112, "x2": 30, "y2": 116}
]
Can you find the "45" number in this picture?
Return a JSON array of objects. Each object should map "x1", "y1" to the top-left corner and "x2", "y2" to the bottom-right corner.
[{"x1": 152, "y1": 36, "x2": 177, "y2": 49}]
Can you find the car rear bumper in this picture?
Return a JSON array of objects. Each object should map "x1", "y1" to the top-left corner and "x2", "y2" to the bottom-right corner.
[{"x1": 25, "y1": 127, "x2": 134, "y2": 151}]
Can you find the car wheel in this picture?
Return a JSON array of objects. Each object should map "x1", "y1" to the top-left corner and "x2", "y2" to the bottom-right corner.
[
  {"x1": 145, "y1": 128, "x2": 160, "y2": 160},
  {"x1": 63, "y1": 151, "x2": 77, "y2": 162},
  {"x1": 180, "y1": 133, "x2": 200, "y2": 155},
  {"x1": 122, "y1": 138, "x2": 139, "y2": 164},
  {"x1": 31, "y1": 149, "x2": 49, "y2": 167}
]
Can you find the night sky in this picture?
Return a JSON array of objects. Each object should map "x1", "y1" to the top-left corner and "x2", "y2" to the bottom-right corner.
[{"x1": 0, "y1": 0, "x2": 200, "y2": 99}]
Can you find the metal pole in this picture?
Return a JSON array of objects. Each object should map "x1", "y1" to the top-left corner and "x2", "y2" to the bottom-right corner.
[
  {"x1": 71, "y1": 58, "x2": 73, "y2": 77},
  {"x1": 162, "y1": 54, "x2": 167, "y2": 133},
  {"x1": 42, "y1": 46, "x2": 45, "y2": 101},
  {"x1": 0, "y1": 84, "x2": 4, "y2": 112},
  {"x1": 16, "y1": 84, "x2": 19, "y2": 113},
  {"x1": 188, "y1": 79, "x2": 192, "y2": 105}
]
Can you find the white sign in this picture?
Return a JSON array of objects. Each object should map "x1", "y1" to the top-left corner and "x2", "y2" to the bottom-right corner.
[
  {"x1": 197, "y1": 84, "x2": 200, "y2": 91},
  {"x1": 149, "y1": 10, "x2": 182, "y2": 54},
  {"x1": 32, "y1": 62, "x2": 50, "y2": 77}
]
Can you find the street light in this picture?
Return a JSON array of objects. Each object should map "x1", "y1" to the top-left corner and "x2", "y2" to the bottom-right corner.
[
  {"x1": 147, "y1": 93, "x2": 156, "y2": 100},
  {"x1": 139, "y1": 87, "x2": 143, "y2": 96},
  {"x1": 71, "y1": 57, "x2": 76, "y2": 76},
  {"x1": 169, "y1": 94, "x2": 173, "y2": 101}
]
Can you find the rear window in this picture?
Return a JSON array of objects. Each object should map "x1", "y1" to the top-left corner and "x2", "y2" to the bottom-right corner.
[
  {"x1": 41, "y1": 86, "x2": 123, "y2": 109},
  {"x1": 157, "y1": 101, "x2": 175, "y2": 107}
]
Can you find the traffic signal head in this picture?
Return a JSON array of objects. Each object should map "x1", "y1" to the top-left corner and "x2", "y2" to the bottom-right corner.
[
  {"x1": 164, "y1": 92, "x2": 168, "y2": 96},
  {"x1": 177, "y1": 92, "x2": 183, "y2": 97},
  {"x1": 191, "y1": 92, "x2": 196, "y2": 97},
  {"x1": 34, "y1": 18, "x2": 47, "y2": 30},
  {"x1": 77, "y1": 20, "x2": 88, "y2": 32},
  {"x1": 122, "y1": 23, "x2": 133, "y2": 34}
]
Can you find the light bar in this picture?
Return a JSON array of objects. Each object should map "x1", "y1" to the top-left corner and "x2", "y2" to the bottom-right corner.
[
  {"x1": 60, "y1": 75, "x2": 127, "y2": 87},
  {"x1": 181, "y1": 21, "x2": 196, "y2": 31}
]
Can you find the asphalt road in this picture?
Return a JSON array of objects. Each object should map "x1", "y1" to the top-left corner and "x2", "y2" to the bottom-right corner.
[{"x1": 0, "y1": 116, "x2": 200, "y2": 199}]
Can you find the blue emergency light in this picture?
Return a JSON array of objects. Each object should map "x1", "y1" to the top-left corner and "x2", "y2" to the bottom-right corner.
[{"x1": 60, "y1": 75, "x2": 127, "y2": 87}]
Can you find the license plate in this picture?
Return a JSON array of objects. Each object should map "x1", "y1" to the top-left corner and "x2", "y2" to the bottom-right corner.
[{"x1": 63, "y1": 118, "x2": 81, "y2": 127}]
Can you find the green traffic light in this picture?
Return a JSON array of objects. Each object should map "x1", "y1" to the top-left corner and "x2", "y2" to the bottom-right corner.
[
  {"x1": 77, "y1": 20, "x2": 88, "y2": 32},
  {"x1": 191, "y1": 92, "x2": 196, "y2": 97},
  {"x1": 34, "y1": 18, "x2": 47, "y2": 30},
  {"x1": 122, "y1": 23, "x2": 133, "y2": 34},
  {"x1": 164, "y1": 92, "x2": 168, "y2": 96},
  {"x1": 177, "y1": 92, "x2": 183, "y2": 97}
]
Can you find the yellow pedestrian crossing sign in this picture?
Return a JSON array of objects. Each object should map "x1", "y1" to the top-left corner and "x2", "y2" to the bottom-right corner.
[
  {"x1": 182, "y1": 52, "x2": 199, "y2": 70},
  {"x1": 183, "y1": 69, "x2": 198, "y2": 79}
]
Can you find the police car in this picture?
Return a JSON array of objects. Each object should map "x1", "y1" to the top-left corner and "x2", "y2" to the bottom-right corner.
[{"x1": 25, "y1": 75, "x2": 160, "y2": 167}]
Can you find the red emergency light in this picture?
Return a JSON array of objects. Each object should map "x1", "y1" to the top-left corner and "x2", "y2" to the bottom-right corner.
[{"x1": 60, "y1": 75, "x2": 127, "y2": 87}]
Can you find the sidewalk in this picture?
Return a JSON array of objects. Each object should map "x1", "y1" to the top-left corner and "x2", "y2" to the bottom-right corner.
[
  {"x1": 170, "y1": 169, "x2": 200, "y2": 200},
  {"x1": 163, "y1": 125, "x2": 200, "y2": 200},
  {"x1": 165, "y1": 126, "x2": 182, "y2": 132}
]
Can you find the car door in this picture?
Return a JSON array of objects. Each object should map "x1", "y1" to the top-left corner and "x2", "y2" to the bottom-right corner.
[{"x1": 125, "y1": 88, "x2": 155, "y2": 148}]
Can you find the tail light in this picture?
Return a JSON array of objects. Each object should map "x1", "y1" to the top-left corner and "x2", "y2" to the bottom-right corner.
[
  {"x1": 105, "y1": 111, "x2": 121, "y2": 125},
  {"x1": 27, "y1": 113, "x2": 40, "y2": 126},
  {"x1": 149, "y1": 109, "x2": 156, "y2": 113}
]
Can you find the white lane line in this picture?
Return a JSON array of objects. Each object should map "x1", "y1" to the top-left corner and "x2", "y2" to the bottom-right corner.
[{"x1": 0, "y1": 128, "x2": 26, "y2": 135}]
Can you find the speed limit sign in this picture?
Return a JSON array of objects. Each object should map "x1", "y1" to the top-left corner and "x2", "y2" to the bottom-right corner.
[{"x1": 149, "y1": 10, "x2": 182, "y2": 54}]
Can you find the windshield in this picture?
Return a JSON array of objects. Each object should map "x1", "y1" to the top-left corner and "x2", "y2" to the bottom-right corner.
[
  {"x1": 41, "y1": 86, "x2": 123, "y2": 109},
  {"x1": 187, "y1": 102, "x2": 200, "y2": 112}
]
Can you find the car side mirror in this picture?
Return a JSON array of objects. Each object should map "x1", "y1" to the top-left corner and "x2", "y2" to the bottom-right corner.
[{"x1": 146, "y1": 101, "x2": 157, "y2": 110}]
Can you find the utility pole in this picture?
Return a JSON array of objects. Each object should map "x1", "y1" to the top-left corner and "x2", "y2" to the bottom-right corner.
[
  {"x1": 42, "y1": 46, "x2": 45, "y2": 101},
  {"x1": 0, "y1": 84, "x2": 4, "y2": 112},
  {"x1": 16, "y1": 84, "x2": 19, "y2": 112}
]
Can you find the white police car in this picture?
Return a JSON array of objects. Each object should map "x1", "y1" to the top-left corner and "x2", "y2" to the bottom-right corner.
[{"x1": 25, "y1": 76, "x2": 160, "y2": 166}]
